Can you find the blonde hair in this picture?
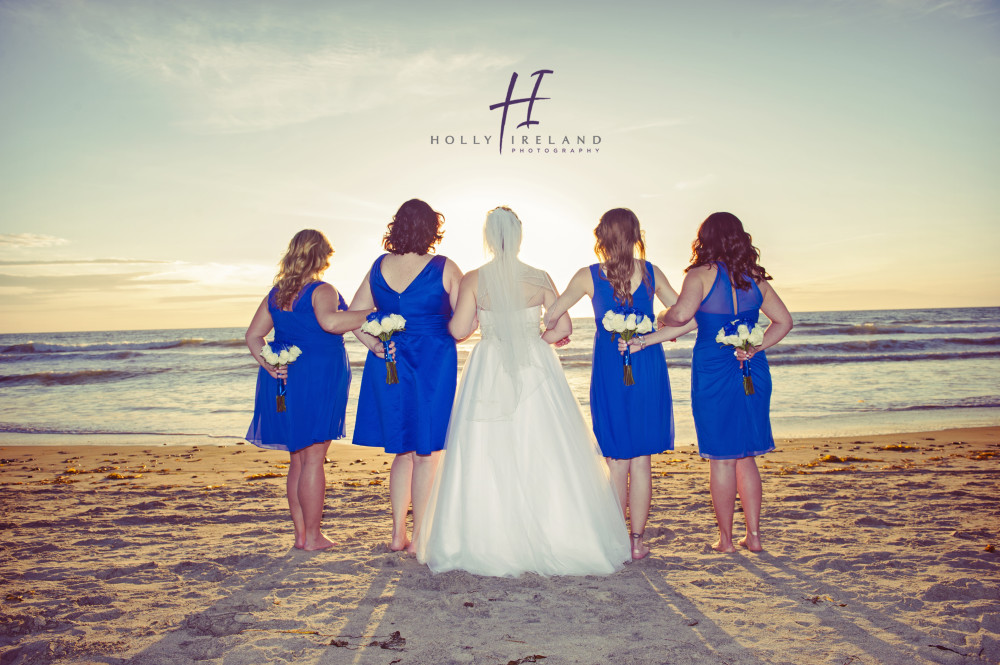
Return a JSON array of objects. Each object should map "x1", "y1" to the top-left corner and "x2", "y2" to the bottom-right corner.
[{"x1": 273, "y1": 230, "x2": 333, "y2": 309}]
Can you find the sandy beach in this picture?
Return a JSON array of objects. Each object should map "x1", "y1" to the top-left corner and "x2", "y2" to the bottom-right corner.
[{"x1": 1, "y1": 426, "x2": 998, "y2": 665}]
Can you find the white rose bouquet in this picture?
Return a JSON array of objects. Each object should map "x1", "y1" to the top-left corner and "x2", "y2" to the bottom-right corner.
[
  {"x1": 361, "y1": 312, "x2": 406, "y2": 384},
  {"x1": 260, "y1": 342, "x2": 302, "y2": 412},
  {"x1": 602, "y1": 307, "x2": 653, "y2": 386},
  {"x1": 715, "y1": 317, "x2": 764, "y2": 395}
]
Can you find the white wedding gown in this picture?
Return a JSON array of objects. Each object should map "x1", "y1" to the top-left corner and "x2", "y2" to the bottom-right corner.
[{"x1": 416, "y1": 306, "x2": 631, "y2": 576}]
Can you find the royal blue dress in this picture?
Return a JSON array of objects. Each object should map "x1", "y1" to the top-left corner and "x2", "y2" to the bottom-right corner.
[
  {"x1": 246, "y1": 282, "x2": 350, "y2": 452},
  {"x1": 691, "y1": 263, "x2": 775, "y2": 459},
  {"x1": 589, "y1": 263, "x2": 674, "y2": 459},
  {"x1": 353, "y1": 254, "x2": 457, "y2": 455}
]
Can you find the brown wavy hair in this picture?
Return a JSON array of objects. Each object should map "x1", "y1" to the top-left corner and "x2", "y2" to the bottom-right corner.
[
  {"x1": 383, "y1": 199, "x2": 444, "y2": 255},
  {"x1": 273, "y1": 229, "x2": 333, "y2": 310},
  {"x1": 687, "y1": 212, "x2": 771, "y2": 290},
  {"x1": 594, "y1": 208, "x2": 649, "y2": 306}
]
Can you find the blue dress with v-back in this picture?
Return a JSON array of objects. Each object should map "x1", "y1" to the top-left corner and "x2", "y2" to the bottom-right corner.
[
  {"x1": 353, "y1": 254, "x2": 457, "y2": 455},
  {"x1": 245, "y1": 281, "x2": 350, "y2": 452},
  {"x1": 691, "y1": 263, "x2": 775, "y2": 459},
  {"x1": 588, "y1": 262, "x2": 674, "y2": 459}
]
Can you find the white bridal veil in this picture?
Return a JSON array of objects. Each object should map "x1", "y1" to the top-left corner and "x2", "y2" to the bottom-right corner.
[{"x1": 473, "y1": 207, "x2": 552, "y2": 420}]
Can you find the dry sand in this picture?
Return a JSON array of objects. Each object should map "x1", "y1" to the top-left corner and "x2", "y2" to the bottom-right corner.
[{"x1": 1, "y1": 426, "x2": 998, "y2": 665}]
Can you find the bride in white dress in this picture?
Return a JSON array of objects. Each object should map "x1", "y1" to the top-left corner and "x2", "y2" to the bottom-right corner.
[{"x1": 416, "y1": 207, "x2": 630, "y2": 576}]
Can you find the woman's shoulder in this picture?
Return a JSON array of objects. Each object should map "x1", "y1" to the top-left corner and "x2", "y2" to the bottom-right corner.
[
  {"x1": 310, "y1": 280, "x2": 335, "y2": 294},
  {"x1": 460, "y1": 267, "x2": 480, "y2": 284},
  {"x1": 438, "y1": 254, "x2": 459, "y2": 270},
  {"x1": 687, "y1": 263, "x2": 717, "y2": 279}
]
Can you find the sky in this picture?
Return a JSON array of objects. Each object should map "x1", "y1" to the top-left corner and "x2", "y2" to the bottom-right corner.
[{"x1": 1, "y1": 0, "x2": 998, "y2": 333}]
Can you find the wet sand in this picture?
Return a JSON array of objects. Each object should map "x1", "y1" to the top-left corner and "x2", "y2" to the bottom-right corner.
[{"x1": 1, "y1": 426, "x2": 998, "y2": 664}]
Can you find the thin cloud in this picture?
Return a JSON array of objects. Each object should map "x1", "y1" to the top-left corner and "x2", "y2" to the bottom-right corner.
[
  {"x1": 880, "y1": 0, "x2": 999, "y2": 19},
  {"x1": 614, "y1": 118, "x2": 687, "y2": 134},
  {"x1": 0, "y1": 234, "x2": 69, "y2": 248},
  {"x1": 0, "y1": 258, "x2": 171, "y2": 266},
  {"x1": 158, "y1": 294, "x2": 261, "y2": 303},
  {"x1": 791, "y1": 232, "x2": 890, "y2": 252},
  {"x1": 0, "y1": 272, "x2": 194, "y2": 291},
  {"x1": 12, "y1": 2, "x2": 515, "y2": 133},
  {"x1": 674, "y1": 175, "x2": 716, "y2": 190}
]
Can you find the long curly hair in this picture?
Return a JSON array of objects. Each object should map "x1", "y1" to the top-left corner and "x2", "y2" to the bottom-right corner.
[
  {"x1": 273, "y1": 229, "x2": 333, "y2": 310},
  {"x1": 687, "y1": 212, "x2": 771, "y2": 290},
  {"x1": 383, "y1": 199, "x2": 444, "y2": 255},
  {"x1": 594, "y1": 208, "x2": 649, "y2": 306}
]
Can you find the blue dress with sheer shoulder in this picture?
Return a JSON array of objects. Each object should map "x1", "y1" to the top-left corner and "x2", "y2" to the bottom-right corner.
[
  {"x1": 588, "y1": 262, "x2": 674, "y2": 459},
  {"x1": 691, "y1": 263, "x2": 775, "y2": 459},
  {"x1": 246, "y1": 282, "x2": 350, "y2": 452},
  {"x1": 353, "y1": 254, "x2": 458, "y2": 455}
]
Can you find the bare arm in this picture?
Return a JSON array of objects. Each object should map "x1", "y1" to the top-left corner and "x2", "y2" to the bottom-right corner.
[
  {"x1": 738, "y1": 281, "x2": 793, "y2": 361},
  {"x1": 245, "y1": 296, "x2": 282, "y2": 380},
  {"x1": 448, "y1": 270, "x2": 480, "y2": 341},
  {"x1": 544, "y1": 267, "x2": 592, "y2": 330},
  {"x1": 620, "y1": 318, "x2": 698, "y2": 353},
  {"x1": 651, "y1": 263, "x2": 679, "y2": 308},
  {"x1": 657, "y1": 269, "x2": 707, "y2": 328},
  {"x1": 313, "y1": 283, "x2": 373, "y2": 334},
  {"x1": 442, "y1": 257, "x2": 464, "y2": 313},
  {"x1": 540, "y1": 273, "x2": 572, "y2": 344},
  {"x1": 347, "y1": 273, "x2": 386, "y2": 357}
]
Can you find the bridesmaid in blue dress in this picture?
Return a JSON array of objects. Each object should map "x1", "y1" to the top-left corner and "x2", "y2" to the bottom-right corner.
[
  {"x1": 245, "y1": 229, "x2": 372, "y2": 551},
  {"x1": 349, "y1": 199, "x2": 463, "y2": 553},
  {"x1": 545, "y1": 208, "x2": 694, "y2": 560},
  {"x1": 651, "y1": 212, "x2": 793, "y2": 553}
]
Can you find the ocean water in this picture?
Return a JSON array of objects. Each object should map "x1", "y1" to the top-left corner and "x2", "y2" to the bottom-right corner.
[{"x1": 1, "y1": 307, "x2": 998, "y2": 447}]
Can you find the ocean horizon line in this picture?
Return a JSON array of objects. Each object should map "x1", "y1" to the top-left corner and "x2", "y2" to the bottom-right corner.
[{"x1": 3, "y1": 304, "x2": 999, "y2": 336}]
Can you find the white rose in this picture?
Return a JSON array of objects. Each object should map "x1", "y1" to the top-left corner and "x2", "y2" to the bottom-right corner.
[
  {"x1": 748, "y1": 326, "x2": 764, "y2": 346},
  {"x1": 737, "y1": 324, "x2": 750, "y2": 342},
  {"x1": 287, "y1": 346, "x2": 302, "y2": 361},
  {"x1": 363, "y1": 320, "x2": 383, "y2": 337},
  {"x1": 602, "y1": 311, "x2": 616, "y2": 332},
  {"x1": 389, "y1": 313, "x2": 406, "y2": 330},
  {"x1": 625, "y1": 313, "x2": 637, "y2": 330},
  {"x1": 715, "y1": 329, "x2": 726, "y2": 344},
  {"x1": 637, "y1": 317, "x2": 653, "y2": 334},
  {"x1": 260, "y1": 344, "x2": 279, "y2": 364},
  {"x1": 278, "y1": 349, "x2": 291, "y2": 364},
  {"x1": 611, "y1": 313, "x2": 627, "y2": 333}
]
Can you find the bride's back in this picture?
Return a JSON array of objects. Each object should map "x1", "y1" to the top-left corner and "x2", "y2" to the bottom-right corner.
[{"x1": 477, "y1": 263, "x2": 552, "y2": 310}]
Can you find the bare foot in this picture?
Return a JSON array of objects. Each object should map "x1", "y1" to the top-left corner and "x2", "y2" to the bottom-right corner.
[
  {"x1": 630, "y1": 533, "x2": 651, "y2": 561},
  {"x1": 738, "y1": 532, "x2": 763, "y2": 552},
  {"x1": 712, "y1": 539, "x2": 737, "y2": 553},
  {"x1": 388, "y1": 536, "x2": 410, "y2": 552},
  {"x1": 303, "y1": 534, "x2": 337, "y2": 551}
]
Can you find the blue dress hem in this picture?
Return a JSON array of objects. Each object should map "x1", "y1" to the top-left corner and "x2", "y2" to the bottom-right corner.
[
  {"x1": 247, "y1": 432, "x2": 346, "y2": 453},
  {"x1": 698, "y1": 445, "x2": 776, "y2": 460}
]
